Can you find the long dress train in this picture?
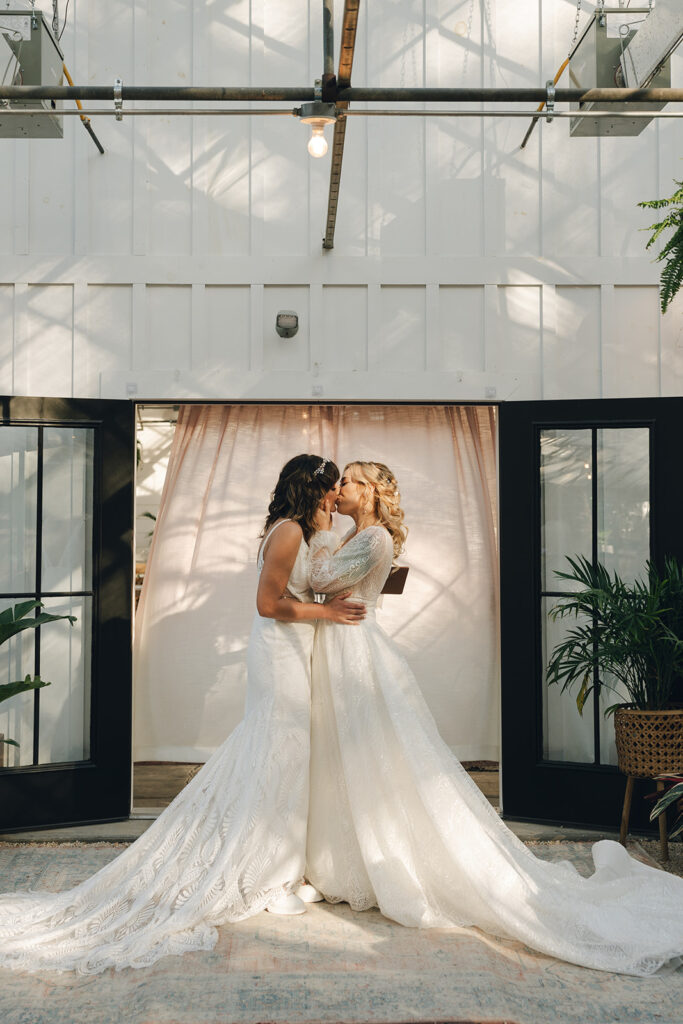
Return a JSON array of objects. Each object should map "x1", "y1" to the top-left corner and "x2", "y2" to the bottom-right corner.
[
  {"x1": 0, "y1": 521, "x2": 313, "y2": 974},
  {"x1": 305, "y1": 525, "x2": 683, "y2": 977}
]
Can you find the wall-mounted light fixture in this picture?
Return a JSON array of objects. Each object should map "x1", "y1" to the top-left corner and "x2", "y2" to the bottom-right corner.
[
  {"x1": 295, "y1": 99, "x2": 337, "y2": 158},
  {"x1": 276, "y1": 310, "x2": 299, "y2": 338}
]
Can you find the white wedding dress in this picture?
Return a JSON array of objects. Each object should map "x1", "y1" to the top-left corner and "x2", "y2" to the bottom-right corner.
[
  {"x1": 0, "y1": 520, "x2": 313, "y2": 974},
  {"x1": 305, "y1": 525, "x2": 683, "y2": 978}
]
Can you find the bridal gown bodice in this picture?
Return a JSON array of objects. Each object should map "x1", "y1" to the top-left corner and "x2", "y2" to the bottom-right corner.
[
  {"x1": 306, "y1": 525, "x2": 683, "y2": 978},
  {"x1": 0, "y1": 522, "x2": 313, "y2": 975}
]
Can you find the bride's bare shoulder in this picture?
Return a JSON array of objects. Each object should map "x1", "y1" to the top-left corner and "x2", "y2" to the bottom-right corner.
[{"x1": 258, "y1": 519, "x2": 303, "y2": 561}]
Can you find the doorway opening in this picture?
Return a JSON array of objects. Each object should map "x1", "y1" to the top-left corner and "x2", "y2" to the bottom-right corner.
[{"x1": 131, "y1": 402, "x2": 500, "y2": 816}]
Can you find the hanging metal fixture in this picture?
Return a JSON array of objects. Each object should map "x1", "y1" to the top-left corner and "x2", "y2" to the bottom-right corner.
[{"x1": 295, "y1": 81, "x2": 337, "y2": 158}]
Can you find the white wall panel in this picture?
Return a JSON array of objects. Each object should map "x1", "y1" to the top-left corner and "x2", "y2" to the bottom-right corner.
[
  {"x1": 87, "y1": 1, "x2": 135, "y2": 254},
  {"x1": 438, "y1": 286, "x2": 484, "y2": 372},
  {"x1": 603, "y1": 286, "x2": 660, "y2": 398},
  {"x1": 263, "y1": 0, "x2": 310, "y2": 85},
  {"x1": 542, "y1": 132, "x2": 600, "y2": 258},
  {"x1": 0, "y1": 286, "x2": 13, "y2": 393},
  {"x1": 600, "y1": 134, "x2": 659, "y2": 258},
  {"x1": 378, "y1": 286, "x2": 426, "y2": 372},
  {"x1": 146, "y1": 0, "x2": 193, "y2": 256},
  {"x1": 83, "y1": 285, "x2": 133, "y2": 396},
  {"x1": 496, "y1": 285, "x2": 541, "y2": 387},
  {"x1": 261, "y1": 121, "x2": 311, "y2": 257},
  {"x1": 322, "y1": 286, "x2": 368, "y2": 371},
  {"x1": 367, "y1": 0, "x2": 426, "y2": 258},
  {"x1": 427, "y1": 0, "x2": 484, "y2": 258},
  {"x1": 543, "y1": 286, "x2": 601, "y2": 400},
  {"x1": 483, "y1": 0, "x2": 540, "y2": 256},
  {"x1": 28, "y1": 125, "x2": 75, "y2": 254},
  {"x1": 16, "y1": 285, "x2": 73, "y2": 396},
  {"x1": 428, "y1": 121, "x2": 484, "y2": 257},
  {"x1": 0, "y1": 147, "x2": 14, "y2": 256},
  {"x1": 263, "y1": 285, "x2": 310, "y2": 371},
  {"x1": 205, "y1": 286, "x2": 250, "y2": 371},
  {"x1": 142, "y1": 286, "x2": 192, "y2": 371},
  {"x1": 369, "y1": 119, "x2": 426, "y2": 258},
  {"x1": 198, "y1": 120, "x2": 252, "y2": 257}
]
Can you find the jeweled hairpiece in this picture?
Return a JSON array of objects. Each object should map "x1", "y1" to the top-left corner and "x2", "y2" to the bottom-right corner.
[{"x1": 313, "y1": 458, "x2": 329, "y2": 477}]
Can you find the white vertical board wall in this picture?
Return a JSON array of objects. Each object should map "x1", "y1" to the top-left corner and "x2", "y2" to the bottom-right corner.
[{"x1": 0, "y1": 0, "x2": 679, "y2": 402}]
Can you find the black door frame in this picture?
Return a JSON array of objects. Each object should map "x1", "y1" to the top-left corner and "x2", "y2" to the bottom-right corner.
[
  {"x1": 499, "y1": 397, "x2": 683, "y2": 831},
  {"x1": 0, "y1": 397, "x2": 134, "y2": 831}
]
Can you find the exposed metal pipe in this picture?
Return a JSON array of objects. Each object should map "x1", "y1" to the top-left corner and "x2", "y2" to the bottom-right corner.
[
  {"x1": 342, "y1": 109, "x2": 683, "y2": 118},
  {"x1": 1, "y1": 108, "x2": 683, "y2": 119},
  {"x1": 1, "y1": 85, "x2": 683, "y2": 103},
  {"x1": 0, "y1": 86, "x2": 317, "y2": 101},
  {"x1": 323, "y1": 0, "x2": 335, "y2": 79},
  {"x1": 338, "y1": 87, "x2": 683, "y2": 103}
]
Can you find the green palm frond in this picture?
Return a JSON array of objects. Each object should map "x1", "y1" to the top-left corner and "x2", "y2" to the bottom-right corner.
[
  {"x1": 547, "y1": 555, "x2": 683, "y2": 716},
  {"x1": 639, "y1": 180, "x2": 683, "y2": 313}
]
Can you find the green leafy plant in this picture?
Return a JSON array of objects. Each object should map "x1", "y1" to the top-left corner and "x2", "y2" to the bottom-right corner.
[
  {"x1": 0, "y1": 600, "x2": 76, "y2": 750},
  {"x1": 649, "y1": 774, "x2": 683, "y2": 841},
  {"x1": 546, "y1": 555, "x2": 683, "y2": 716},
  {"x1": 639, "y1": 179, "x2": 683, "y2": 313}
]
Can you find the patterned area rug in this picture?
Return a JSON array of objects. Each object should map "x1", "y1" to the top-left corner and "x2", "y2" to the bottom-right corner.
[{"x1": 0, "y1": 841, "x2": 680, "y2": 1024}]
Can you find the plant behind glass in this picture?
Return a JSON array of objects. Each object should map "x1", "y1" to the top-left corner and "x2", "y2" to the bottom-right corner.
[
  {"x1": 546, "y1": 555, "x2": 683, "y2": 716},
  {"x1": 0, "y1": 600, "x2": 76, "y2": 751}
]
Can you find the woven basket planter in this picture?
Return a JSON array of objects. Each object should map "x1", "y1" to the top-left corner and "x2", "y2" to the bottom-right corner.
[{"x1": 614, "y1": 707, "x2": 683, "y2": 778}]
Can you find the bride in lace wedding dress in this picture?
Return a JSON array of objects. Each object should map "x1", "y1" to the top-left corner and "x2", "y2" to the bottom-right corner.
[
  {"x1": 0, "y1": 454, "x2": 364, "y2": 975},
  {"x1": 306, "y1": 460, "x2": 683, "y2": 978}
]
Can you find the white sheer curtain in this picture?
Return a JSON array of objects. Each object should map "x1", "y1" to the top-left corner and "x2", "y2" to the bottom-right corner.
[{"x1": 134, "y1": 405, "x2": 499, "y2": 762}]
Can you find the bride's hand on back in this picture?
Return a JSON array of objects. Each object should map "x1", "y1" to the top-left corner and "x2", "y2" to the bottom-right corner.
[{"x1": 324, "y1": 591, "x2": 366, "y2": 625}]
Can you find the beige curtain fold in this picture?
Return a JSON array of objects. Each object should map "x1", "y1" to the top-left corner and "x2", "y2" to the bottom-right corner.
[{"x1": 134, "y1": 404, "x2": 499, "y2": 762}]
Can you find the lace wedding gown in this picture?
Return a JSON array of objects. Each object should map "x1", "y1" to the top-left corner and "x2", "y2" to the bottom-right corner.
[
  {"x1": 0, "y1": 521, "x2": 313, "y2": 974},
  {"x1": 306, "y1": 525, "x2": 683, "y2": 977}
]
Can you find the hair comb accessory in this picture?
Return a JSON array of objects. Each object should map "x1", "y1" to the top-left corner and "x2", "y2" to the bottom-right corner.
[{"x1": 313, "y1": 458, "x2": 329, "y2": 477}]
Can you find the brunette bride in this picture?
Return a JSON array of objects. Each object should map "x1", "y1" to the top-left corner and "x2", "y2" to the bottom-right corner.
[
  {"x1": 0, "y1": 454, "x2": 363, "y2": 975},
  {"x1": 305, "y1": 459, "x2": 683, "y2": 978}
]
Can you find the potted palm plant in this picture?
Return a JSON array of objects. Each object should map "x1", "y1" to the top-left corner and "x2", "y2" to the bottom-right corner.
[
  {"x1": 0, "y1": 600, "x2": 76, "y2": 763},
  {"x1": 546, "y1": 555, "x2": 683, "y2": 781}
]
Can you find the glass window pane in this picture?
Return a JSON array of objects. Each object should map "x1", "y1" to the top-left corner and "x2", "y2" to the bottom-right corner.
[
  {"x1": 596, "y1": 427, "x2": 650, "y2": 582},
  {"x1": 0, "y1": 427, "x2": 38, "y2": 594},
  {"x1": 540, "y1": 430, "x2": 592, "y2": 592},
  {"x1": 0, "y1": 623, "x2": 35, "y2": 768},
  {"x1": 41, "y1": 428, "x2": 94, "y2": 593},
  {"x1": 542, "y1": 597, "x2": 594, "y2": 763},
  {"x1": 38, "y1": 596, "x2": 91, "y2": 764}
]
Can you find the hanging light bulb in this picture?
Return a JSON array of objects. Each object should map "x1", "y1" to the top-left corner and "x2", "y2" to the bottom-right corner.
[
  {"x1": 296, "y1": 101, "x2": 337, "y2": 158},
  {"x1": 307, "y1": 122, "x2": 329, "y2": 158}
]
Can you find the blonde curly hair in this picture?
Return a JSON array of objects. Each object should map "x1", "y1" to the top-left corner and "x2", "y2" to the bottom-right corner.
[{"x1": 344, "y1": 461, "x2": 407, "y2": 559}]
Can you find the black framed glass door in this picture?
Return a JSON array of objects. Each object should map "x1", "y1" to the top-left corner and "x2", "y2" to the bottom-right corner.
[
  {"x1": 0, "y1": 397, "x2": 134, "y2": 830},
  {"x1": 499, "y1": 398, "x2": 683, "y2": 830}
]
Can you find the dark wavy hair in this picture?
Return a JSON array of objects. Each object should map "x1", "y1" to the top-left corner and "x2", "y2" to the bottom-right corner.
[{"x1": 261, "y1": 454, "x2": 340, "y2": 544}]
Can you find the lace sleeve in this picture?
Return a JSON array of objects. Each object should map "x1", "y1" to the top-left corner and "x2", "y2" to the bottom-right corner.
[{"x1": 309, "y1": 526, "x2": 391, "y2": 594}]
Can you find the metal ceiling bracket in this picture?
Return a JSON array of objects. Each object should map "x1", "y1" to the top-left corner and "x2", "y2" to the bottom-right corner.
[
  {"x1": 296, "y1": 100, "x2": 337, "y2": 124},
  {"x1": 546, "y1": 79, "x2": 555, "y2": 123},
  {"x1": 113, "y1": 77, "x2": 123, "y2": 121}
]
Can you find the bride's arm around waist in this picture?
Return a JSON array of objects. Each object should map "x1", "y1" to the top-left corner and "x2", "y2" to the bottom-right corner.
[{"x1": 257, "y1": 522, "x2": 365, "y2": 625}]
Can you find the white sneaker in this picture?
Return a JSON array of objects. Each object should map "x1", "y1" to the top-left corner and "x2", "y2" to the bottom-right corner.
[
  {"x1": 297, "y1": 882, "x2": 324, "y2": 903},
  {"x1": 265, "y1": 892, "x2": 307, "y2": 916}
]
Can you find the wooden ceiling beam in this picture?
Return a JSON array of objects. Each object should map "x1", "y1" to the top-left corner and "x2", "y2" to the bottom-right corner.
[{"x1": 322, "y1": 0, "x2": 360, "y2": 250}]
